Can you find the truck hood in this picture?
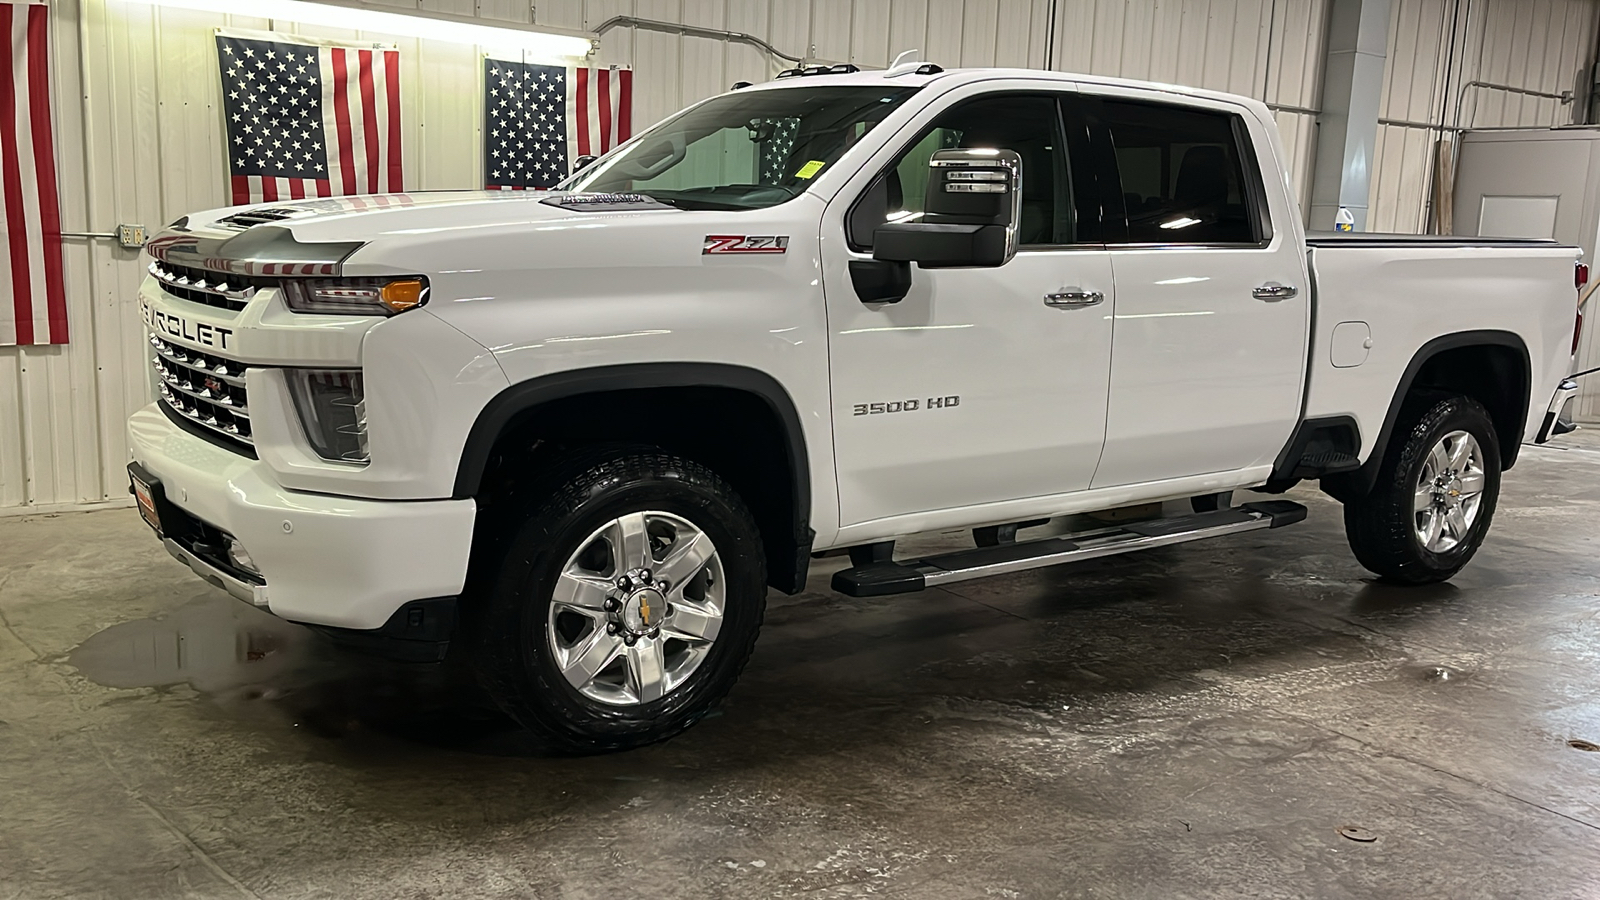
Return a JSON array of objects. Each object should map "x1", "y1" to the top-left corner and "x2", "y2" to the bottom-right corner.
[
  {"x1": 221, "y1": 190, "x2": 686, "y2": 223},
  {"x1": 148, "y1": 191, "x2": 689, "y2": 276}
]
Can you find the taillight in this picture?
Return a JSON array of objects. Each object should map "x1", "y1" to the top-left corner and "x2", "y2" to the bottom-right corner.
[{"x1": 1576, "y1": 263, "x2": 1591, "y2": 356}]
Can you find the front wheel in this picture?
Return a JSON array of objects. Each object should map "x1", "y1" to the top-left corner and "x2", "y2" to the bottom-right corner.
[
  {"x1": 466, "y1": 449, "x2": 767, "y2": 754},
  {"x1": 1342, "y1": 394, "x2": 1501, "y2": 584}
]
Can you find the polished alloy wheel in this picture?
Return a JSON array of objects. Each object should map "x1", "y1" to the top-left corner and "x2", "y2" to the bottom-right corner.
[
  {"x1": 1413, "y1": 429, "x2": 1486, "y2": 553},
  {"x1": 547, "y1": 510, "x2": 725, "y2": 706}
]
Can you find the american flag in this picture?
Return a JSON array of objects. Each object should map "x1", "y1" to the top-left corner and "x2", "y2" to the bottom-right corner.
[
  {"x1": 758, "y1": 117, "x2": 801, "y2": 184},
  {"x1": 217, "y1": 32, "x2": 402, "y2": 204},
  {"x1": 484, "y1": 59, "x2": 632, "y2": 190},
  {"x1": 1, "y1": 0, "x2": 66, "y2": 347}
]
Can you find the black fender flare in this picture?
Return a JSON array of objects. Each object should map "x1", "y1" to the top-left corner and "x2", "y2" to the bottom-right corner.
[
  {"x1": 452, "y1": 363, "x2": 814, "y2": 591},
  {"x1": 1328, "y1": 329, "x2": 1530, "y2": 498}
]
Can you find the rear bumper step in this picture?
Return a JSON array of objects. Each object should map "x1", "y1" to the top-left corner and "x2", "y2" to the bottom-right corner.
[
  {"x1": 1536, "y1": 379, "x2": 1581, "y2": 443},
  {"x1": 831, "y1": 500, "x2": 1307, "y2": 597}
]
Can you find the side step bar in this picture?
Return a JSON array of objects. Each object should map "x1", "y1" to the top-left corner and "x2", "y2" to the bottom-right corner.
[{"x1": 831, "y1": 500, "x2": 1307, "y2": 597}]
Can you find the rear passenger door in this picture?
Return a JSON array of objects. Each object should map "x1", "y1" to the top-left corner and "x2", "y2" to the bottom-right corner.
[{"x1": 1072, "y1": 92, "x2": 1310, "y2": 489}]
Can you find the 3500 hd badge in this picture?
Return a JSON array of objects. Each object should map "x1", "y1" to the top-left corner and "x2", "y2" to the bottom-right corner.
[{"x1": 852, "y1": 396, "x2": 960, "y2": 416}]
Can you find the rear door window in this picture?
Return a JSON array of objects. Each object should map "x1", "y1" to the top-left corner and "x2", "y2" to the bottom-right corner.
[{"x1": 1095, "y1": 100, "x2": 1264, "y2": 245}]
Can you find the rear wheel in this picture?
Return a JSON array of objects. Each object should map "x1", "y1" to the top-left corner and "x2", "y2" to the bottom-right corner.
[
  {"x1": 466, "y1": 449, "x2": 766, "y2": 754},
  {"x1": 1342, "y1": 394, "x2": 1500, "y2": 584}
]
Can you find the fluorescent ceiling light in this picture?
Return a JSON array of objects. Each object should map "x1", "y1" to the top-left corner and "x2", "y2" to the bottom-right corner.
[{"x1": 151, "y1": 0, "x2": 598, "y2": 58}]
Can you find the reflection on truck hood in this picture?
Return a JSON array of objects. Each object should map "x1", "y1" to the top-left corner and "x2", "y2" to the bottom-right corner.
[
  {"x1": 155, "y1": 192, "x2": 689, "y2": 275},
  {"x1": 204, "y1": 190, "x2": 680, "y2": 238}
]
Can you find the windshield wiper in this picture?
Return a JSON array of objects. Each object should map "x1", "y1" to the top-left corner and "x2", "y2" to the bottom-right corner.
[
  {"x1": 635, "y1": 192, "x2": 684, "y2": 208},
  {"x1": 635, "y1": 191, "x2": 748, "y2": 211}
]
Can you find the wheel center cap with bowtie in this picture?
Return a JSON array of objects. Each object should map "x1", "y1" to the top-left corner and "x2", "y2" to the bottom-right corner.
[{"x1": 623, "y1": 587, "x2": 666, "y2": 634}]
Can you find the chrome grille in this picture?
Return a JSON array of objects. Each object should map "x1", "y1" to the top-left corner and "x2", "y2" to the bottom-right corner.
[
  {"x1": 148, "y1": 260, "x2": 270, "y2": 312},
  {"x1": 150, "y1": 334, "x2": 253, "y2": 448}
]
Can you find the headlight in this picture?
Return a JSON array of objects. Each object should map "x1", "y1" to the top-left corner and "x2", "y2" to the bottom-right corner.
[
  {"x1": 287, "y1": 369, "x2": 368, "y2": 463},
  {"x1": 281, "y1": 276, "x2": 428, "y2": 315}
]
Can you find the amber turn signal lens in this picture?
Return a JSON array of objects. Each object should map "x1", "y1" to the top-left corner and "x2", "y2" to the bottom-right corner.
[{"x1": 380, "y1": 279, "x2": 426, "y2": 312}]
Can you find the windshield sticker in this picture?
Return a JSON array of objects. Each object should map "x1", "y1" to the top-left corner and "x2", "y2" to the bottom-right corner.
[
  {"x1": 794, "y1": 160, "x2": 827, "y2": 179},
  {"x1": 703, "y1": 235, "x2": 789, "y2": 255}
]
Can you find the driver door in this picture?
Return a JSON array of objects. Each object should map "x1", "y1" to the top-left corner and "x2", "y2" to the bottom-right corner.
[{"x1": 822, "y1": 91, "x2": 1116, "y2": 529}]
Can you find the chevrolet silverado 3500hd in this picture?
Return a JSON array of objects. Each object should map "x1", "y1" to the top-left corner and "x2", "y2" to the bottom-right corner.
[{"x1": 128, "y1": 62, "x2": 1584, "y2": 752}]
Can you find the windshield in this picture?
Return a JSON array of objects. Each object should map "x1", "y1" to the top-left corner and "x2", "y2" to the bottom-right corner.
[{"x1": 565, "y1": 85, "x2": 920, "y2": 210}]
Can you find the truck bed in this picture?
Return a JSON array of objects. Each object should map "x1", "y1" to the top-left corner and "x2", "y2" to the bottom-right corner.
[{"x1": 1304, "y1": 237, "x2": 1579, "y2": 467}]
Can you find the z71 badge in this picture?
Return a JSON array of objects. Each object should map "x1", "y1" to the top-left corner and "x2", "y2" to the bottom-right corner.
[{"x1": 703, "y1": 235, "x2": 789, "y2": 254}]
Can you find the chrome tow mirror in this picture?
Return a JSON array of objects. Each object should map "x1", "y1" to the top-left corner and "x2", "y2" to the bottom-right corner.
[{"x1": 874, "y1": 148, "x2": 1021, "y2": 269}]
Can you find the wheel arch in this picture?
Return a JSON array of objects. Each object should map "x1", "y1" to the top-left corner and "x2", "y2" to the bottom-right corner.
[
  {"x1": 454, "y1": 363, "x2": 815, "y2": 594},
  {"x1": 1325, "y1": 330, "x2": 1530, "y2": 500}
]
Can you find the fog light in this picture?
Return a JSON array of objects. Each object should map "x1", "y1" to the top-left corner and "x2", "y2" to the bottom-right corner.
[
  {"x1": 225, "y1": 536, "x2": 260, "y2": 575},
  {"x1": 287, "y1": 368, "x2": 368, "y2": 463}
]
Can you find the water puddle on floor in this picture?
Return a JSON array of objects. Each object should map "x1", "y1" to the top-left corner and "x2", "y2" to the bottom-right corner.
[
  {"x1": 67, "y1": 596, "x2": 543, "y2": 756},
  {"x1": 69, "y1": 595, "x2": 311, "y2": 693}
]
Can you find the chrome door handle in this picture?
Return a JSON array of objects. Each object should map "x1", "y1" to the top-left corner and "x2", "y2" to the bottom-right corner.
[
  {"x1": 1044, "y1": 289, "x2": 1104, "y2": 309},
  {"x1": 1253, "y1": 282, "x2": 1298, "y2": 301}
]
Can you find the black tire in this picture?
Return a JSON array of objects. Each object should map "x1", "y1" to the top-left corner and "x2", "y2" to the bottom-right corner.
[
  {"x1": 465, "y1": 448, "x2": 766, "y2": 754},
  {"x1": 1342, "y1": 394, "x2": 1501, "y2": 584}
]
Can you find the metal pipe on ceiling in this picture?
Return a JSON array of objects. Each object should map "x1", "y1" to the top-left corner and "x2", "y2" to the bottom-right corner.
[
  {"x1": 1454, "y1": 79, "x2": 1575, "y2": 132},
  {"x1": 1267, "y1": 102, "x2": 1320, "y2": 117},
  {"x1": 592, "y1": 16, "x2": 804, "y2": 64},
  {"x1": 1043, "y1": 0, "x2": 1059, "y2": 71}
]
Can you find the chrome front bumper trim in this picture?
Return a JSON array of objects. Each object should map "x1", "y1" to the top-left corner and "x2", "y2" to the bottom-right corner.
[{"x1": 163, "y1": 537, "x2": 270, "y2": 608}]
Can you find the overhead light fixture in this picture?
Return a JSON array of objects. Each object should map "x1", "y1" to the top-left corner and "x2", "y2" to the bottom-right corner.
[{"x1": 149, "y1": 0, "x2": 598, "y2": 59}]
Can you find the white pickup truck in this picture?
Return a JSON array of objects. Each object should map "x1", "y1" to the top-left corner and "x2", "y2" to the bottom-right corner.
[{"x1": 129, "y1": 61, "x2": 1584, "y2": 752}]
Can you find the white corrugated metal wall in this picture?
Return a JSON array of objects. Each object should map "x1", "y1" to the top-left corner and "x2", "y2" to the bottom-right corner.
[
  {"x1": 4, "y1": 0, "x2": 1597, "y2": 512},
  {"x1": 1370, "y1": 0, "x2": 1600, "y2": 232},
  {"x1": 1047, "y1": 0, "x2": 1329, "y2": 234}
]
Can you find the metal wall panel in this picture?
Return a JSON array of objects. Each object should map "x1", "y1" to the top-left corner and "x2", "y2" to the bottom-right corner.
[
  {"x1": 4, "y1": 0, "x2": 490, "y2": 514},
  {"x1": 14, "y1": 0, "x2": 1591, "y2": 511},
  {"x1": 1368, "y1": 0, "x2": 1600, "y2": 233},
  {"x1": 0, "y1": 0, "x2": 1324, "y2": 512},
  {"x1": 1049, "y1": 0, "x2": 1327, "y2": 211}
]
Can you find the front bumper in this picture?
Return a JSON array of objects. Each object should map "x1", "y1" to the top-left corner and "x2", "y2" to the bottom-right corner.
[
  {"x1": 128, "y1": 404, "x2": 477, "y2": 630},
  {"x1": 161, "y1": 534, "x2": 270, "y2": 607}
]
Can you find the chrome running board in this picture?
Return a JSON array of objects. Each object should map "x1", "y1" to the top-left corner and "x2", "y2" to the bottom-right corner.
[{"x1": 831, "y1": 501, "x2": 1307, "y2": 597}]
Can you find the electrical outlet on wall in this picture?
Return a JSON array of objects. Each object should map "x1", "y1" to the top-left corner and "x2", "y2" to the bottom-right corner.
[{"x1": 116, "y1": 224, "x2": 147, "y2": 248}]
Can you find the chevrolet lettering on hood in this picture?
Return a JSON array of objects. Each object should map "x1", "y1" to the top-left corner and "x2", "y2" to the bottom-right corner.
[{"x1": 141, "y1": 300, "x2": 234, "y2": 351}]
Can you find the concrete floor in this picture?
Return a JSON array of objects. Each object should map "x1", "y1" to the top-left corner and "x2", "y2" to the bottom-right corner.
[{"x1": 4, "y1": 434, "x2": 1600, "y2": 899}]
